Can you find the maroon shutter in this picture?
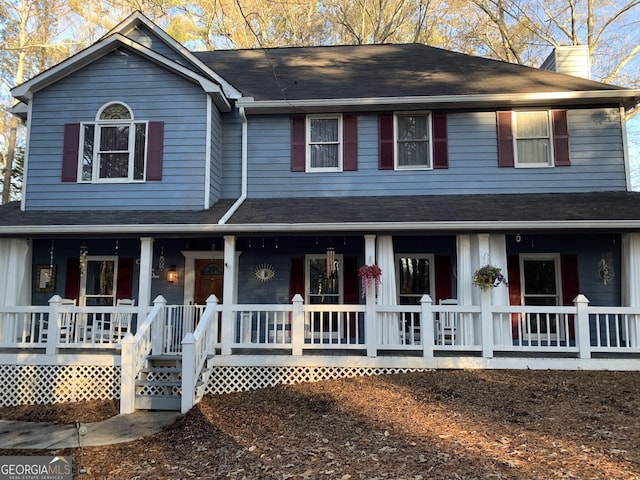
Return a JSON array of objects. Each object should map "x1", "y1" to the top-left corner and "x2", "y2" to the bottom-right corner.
[
  {"x1": 64, "y1": 257, "x2": 81, "y2": 301},
  {"x1": 343, "y1": 115, "x2": 358, "y2": 171},
  {"x1": 561, "y1": 254, "x2": 579, "y2": 340},
  {"x1": 434, "y1": 256, "x2": 452, "y2": 303},
  {"x1": 378, "y1": 114, "x2": 394, "y2": 170},
  {"x1": 146, "y1": 121, "x2": 164, "y2": 180},
  {"x1": 497, "y1": 111, "x2": 515, "y2": 167},
  {"x1": 552, "y1": 110, "x2": 570, "y2": 166},
  {"x1": 432, "y1": 112, "x2": 448, "y2": 169},
  {"x1": 116, "y1": 258, "x2": 134, "y2": 300},
  {"x1": 507, "y1": 256, "x2": 522, "y2": 339},
  {"x1": 62, "y1": 123, "x2": 80, "y2": 182},
  {"x1": 291, "y1": 116, "x2": 306, "y2": 172},
  {"x1": 289, "y1": 257, "x2": 305, "y2": 301},
  {"x1": 343, "y1": 256, "x2": 359, "y2": 304}
]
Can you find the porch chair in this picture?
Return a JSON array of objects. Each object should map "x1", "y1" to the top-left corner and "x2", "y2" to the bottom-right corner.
[
  {"x1": 437, "y1": 299, "x2": 458, "y2": 345},
  {"x1": 112, "y1": 298, "x2": 135, "y2": 343}
]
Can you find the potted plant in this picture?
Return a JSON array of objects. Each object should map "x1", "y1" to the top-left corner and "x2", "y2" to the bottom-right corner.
[
  {"x1": 358, "y1": 264, "x2": 382, "y2": 295},
  {"x1": 472, "y1": 264, "x2": 508, "y2": 291}
]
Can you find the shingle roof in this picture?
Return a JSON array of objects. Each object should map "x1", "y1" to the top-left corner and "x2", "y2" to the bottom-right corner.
[
  {"x1": 194, "y1": 44, "x2": 625, "y2": 102},
  {"x1": 2, "y1": 192, "x2": 640, "y2": 235}
]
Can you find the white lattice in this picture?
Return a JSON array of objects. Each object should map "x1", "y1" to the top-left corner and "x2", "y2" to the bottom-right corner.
[
  {"x1": 0, "y1": 364, "x2": 120, "y2": 407},
  {"x1": 205, "y1": 366, "x2": 420, "y2": 395}
]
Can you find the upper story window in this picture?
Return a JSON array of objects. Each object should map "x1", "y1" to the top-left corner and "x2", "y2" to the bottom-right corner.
[
  {"x1": 291, "y1": 115, "x2": 358, "y2": 172},
  {"x1": 61, "y1": 103, "x2": 164, "y2": 183},
  {"x1": 395, "y1": 112, "x2": 431, "y2": 170},
  {"x1": 307, "y1": 115, "x2": 343, "y2": 172},
  {"x1": 497, "y1": 109, "x2": 570, "y2": 168},
  {"x1": 379, "y1": 112, "x2": 448, "y2": 170}
]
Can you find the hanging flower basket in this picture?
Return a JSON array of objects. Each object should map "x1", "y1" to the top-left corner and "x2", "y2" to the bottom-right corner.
[
  {"x1": 358, "y1": 264, "x2": 382, "y2": 295},
  {"x1": 472, "y1": 264, "x2": 508, "y2": 291}
]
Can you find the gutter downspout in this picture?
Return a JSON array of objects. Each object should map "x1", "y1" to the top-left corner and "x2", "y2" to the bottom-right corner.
[{"x1": 218, "y1": 106, "x2": 247, "y2": 224}]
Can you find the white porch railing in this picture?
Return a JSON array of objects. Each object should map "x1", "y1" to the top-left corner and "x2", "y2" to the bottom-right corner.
[{"x1": 0, "y1": 306, "x2": 48, "y2": 348}]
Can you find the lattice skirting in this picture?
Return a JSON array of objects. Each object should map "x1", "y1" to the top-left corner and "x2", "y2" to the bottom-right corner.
[
  {"x1": 0, "y1": 364, "x2": 120, "y2": 407},
  {"x1": 205, "y1": 366, "x2": 420, "y2": 395}
]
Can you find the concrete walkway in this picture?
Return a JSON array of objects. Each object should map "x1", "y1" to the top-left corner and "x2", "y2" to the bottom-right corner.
[{"x1": 0, "y1": 411, "x2": 181, "y2": 449}]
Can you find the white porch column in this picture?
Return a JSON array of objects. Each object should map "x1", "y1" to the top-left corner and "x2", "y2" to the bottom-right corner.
[
  {"x1": 489, "y1": 234, "x2": 510, "y2": 344},
  {"x1": 622, "y1": 233, "x2": 640, "y2": 346},
  {"x1": 364, "y1": 235, "x2": 377, "y2": 357},
  {"x1": 456, "y1": 235, "x2": 473, "y2": 306},
  {"x1": 477, "y1": 234, "x2": 493, "y2": 357},
  {"x1": 221, "y1": 235, "x2": 237, "y2": 355},
  {"x1": 138, "y1": 237, "x2": 154, "y2": 308}
]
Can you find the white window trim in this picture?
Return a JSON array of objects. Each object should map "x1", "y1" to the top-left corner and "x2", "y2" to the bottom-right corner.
[
  {"x1": 78, "y1": 102, "x2": 148, "y2": 183},
  {"x1": 395, "y1": 253, "x2": 435, "y2": 304},
  {"x1": 394, "y1": 111, "x2": 433, "y2": 171},
  {"x1": 306, "y1": 114, "x2": 343, "y2": 173},
  {"x1": 513, "y1": 110, "x2": 554, "y2": 169},
  {"x1": 79, "y1": 255, "x2": 119, "y2": 307}
]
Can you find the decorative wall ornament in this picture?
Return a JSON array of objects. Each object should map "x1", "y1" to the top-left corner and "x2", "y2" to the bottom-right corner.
[{"x1": 255, "y1": 263, "x2": 276, "y2": 282}]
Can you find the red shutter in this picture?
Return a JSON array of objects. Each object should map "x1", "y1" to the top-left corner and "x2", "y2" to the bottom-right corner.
[
  {"x1": 507, "y1": 256, "x2": 522, "y2": 339},
  {"x1": 64, "y1": 257, "x2": 81, "y2": 301},
  {"x1": 432, "y1": 112, "x2": 448, "y2": 169},
  {"x1": 496, "y1": 111, "x2": 515, "y2": 167},
  {"x1": 343, "y1": 115, "x2": 358, "y2": 171},
  {"x1": 62, "y1": 123, "x2": 80, "y2": 182},
  {"x1": 343, "y1": 256, "x2": 359, "y2": 304},
  {"x1": 378, "y1": 114, "x2": 394, "y2": 170},
  {"x1": 146, "y1": 121, "x2": 164, "y2": 180},
  {"x1": 434, "y1": 255, "x2": 452, "y2": 303},
  {"x1": 289, "y1": 257, "x2": 305, "y2": 301},
  {"x1": 552, "y1": 110, "x2": 570, "y2": 166},
  {"x1": 116, "y1": 258, "x2": 134, "y2": 300},
  {"x1": 291, "y1": 116, "x2": 306, "y2": 172},
  {"x1": 561, "y1": 254, "x2": 579, "y2": 340}
]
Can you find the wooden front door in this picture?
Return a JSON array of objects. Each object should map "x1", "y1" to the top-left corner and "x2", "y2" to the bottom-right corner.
[{"x1": 194, "y1": 259, "x2": 224, "y2": 305}]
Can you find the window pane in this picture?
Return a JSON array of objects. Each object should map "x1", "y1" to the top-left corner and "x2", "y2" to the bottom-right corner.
[
  {"x1": 99, "y1": 153, "x2": 129, "y2": 178},
  {"x1": 134, "y1": 123, "x2": 146, "y2": 180},
  {"x1": 397, "y1": 115, "x2": 428, "y2": 140},
  {"x1": 310, "y1": 144, "x2": 339, "y2": 168},
  {"x1": 398, "y1": 141, "x2": 429, "y2": 167},
  {"x1": 85, "y1": 260, "x2": 115, "y2": 296},
  {"x1": 100, "y1": 126, "x2": 129, "y2": 151},
  {"x1": 82, "y1": 124, "x2": 95, "y2": 181},
  {"x1": 517, "y1": 139, "x2": 550, "y2": 164},
  {"x1": 523, "y1": 260, "x2": 557, "y2": 295},
  {"x1": 100, "y1": 103, "x2": 131, "y2": 120},
  {"x1": 310, "y1": 119, "x2": 338, "y2": 142},
  {"x1": 516, "y1": 112, "x2": 548, "y2": 138},
  {"x1": 398, "y1": 257, "x2": 430, "y2": 304}
]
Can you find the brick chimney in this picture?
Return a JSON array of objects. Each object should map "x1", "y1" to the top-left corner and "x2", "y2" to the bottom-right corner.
[{"x1": 540, "y1": 45, "x2": 591, "y2": 79}]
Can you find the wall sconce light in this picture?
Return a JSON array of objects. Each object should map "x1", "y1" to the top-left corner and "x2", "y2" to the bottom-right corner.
[
  {"x1": 598, "y1": 256, "x2": 614, "y2": 285},
  {"x1": 166, "y1": 265, "x2": 178, "y2": 284}
]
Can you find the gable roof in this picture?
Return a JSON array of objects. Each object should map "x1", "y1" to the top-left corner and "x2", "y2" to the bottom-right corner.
[{"x1": 195, "y1": 44, "x2": 640, "y2": 113}]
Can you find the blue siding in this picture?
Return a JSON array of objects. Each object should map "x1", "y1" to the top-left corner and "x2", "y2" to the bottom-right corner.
[
  {"x1": 246, "y1": 108, "x2": 626, "y2": 198},
  {"x1": 209, "y1": 105, "x2": 222, "y2": 204},
  {"x1": 221, "y1": 111, "x2": 243, "y2": 199},
  {"x1": 24, "y1": 50, "x2": 210, "y2": 211}
]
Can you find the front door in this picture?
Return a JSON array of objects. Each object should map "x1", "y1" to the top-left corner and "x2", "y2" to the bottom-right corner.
[{"x1": 194, "y1": 259, "x2": 224, "y2": 305}]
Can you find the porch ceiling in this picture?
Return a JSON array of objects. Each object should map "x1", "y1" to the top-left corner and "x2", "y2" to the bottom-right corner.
[{"x1": 2, "y1": 192, "x2": 640, "y2": 235}]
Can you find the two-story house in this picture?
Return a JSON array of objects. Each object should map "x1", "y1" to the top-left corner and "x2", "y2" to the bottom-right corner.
[{"x1": 2, "y1": 12, "x2": 640, "y2": 412}]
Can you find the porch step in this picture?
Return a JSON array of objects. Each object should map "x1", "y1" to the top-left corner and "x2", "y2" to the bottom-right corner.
[
  {"x1": 134, "y1": 355, "x2": 183, "y2": 411},
  {"x1": 135, "y1": 394, "x2": 181, "y2": 411}
]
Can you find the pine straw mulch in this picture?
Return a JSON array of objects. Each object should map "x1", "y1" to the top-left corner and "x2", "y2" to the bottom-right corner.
[{"x1": 1, "y1": 369, "x2": 640, "y2": 479}]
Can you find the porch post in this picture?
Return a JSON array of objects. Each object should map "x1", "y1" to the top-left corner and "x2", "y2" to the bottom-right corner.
[
  {"x1": 46, "y1": 295, "x2": 63, "y2": 355},
  {"x1": 221, "y1": 235, "x2": 237, "y2": 355},
  {"x1": 120, "y1": 333, "x2": 136, "y2": 414},
  {"x1": 574, "y1": 294, "x2": 591, "y2": 359},
  {"x1": 291, "y1": 294, "x2": 304, "y2": 356},
  {"x1": 456, "y1": 235, "x2": 473, "y2": 306},
  {"x1": 622, "y1": 233, "x2": 640, "y2": 346},
  {"x1": 478, "y1": 234, "x2": 494, "y2": 358},
  {"x1": 138, "y1": 237, "x2": 154, "y2": 308},
  {"x1": 420, "y1": 295, "x2": 434, "y2": 357},
  {"x1": 490, "y1": 234, "x2": 510, "y2": 344},
  {"x1": 364, "y1": 234, "x2": 377, "y2": 357},
  {"x1": 181, "y1": 332, "x2": 196, "y2": 413}
]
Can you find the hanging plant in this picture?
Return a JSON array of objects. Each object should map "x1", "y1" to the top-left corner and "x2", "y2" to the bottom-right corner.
[
  {"x1": 358, "y1": 264, "x2": 382, "y2": 295},
  {"x1": 472, "y1": 264, "x2": 508, "y2": 291}
]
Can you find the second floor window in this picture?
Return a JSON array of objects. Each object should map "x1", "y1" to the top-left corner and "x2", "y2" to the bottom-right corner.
[
  {"x1": 307, "y1": 115, "x2": 343, "y2": 171},
  {"x1": 395, "y1": 113, "x2": 431, "y2": 169},
  {"x1": 514, "y1": 111, "x2": 552, "y2": 167},
  {"x1": 80, "y1": 102, "x2": 147, "y2": 182}
]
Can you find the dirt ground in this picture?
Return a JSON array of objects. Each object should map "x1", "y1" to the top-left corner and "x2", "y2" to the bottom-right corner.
[{"x1": 1, "y1": 369, "x2": 640, "y2": 479}]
